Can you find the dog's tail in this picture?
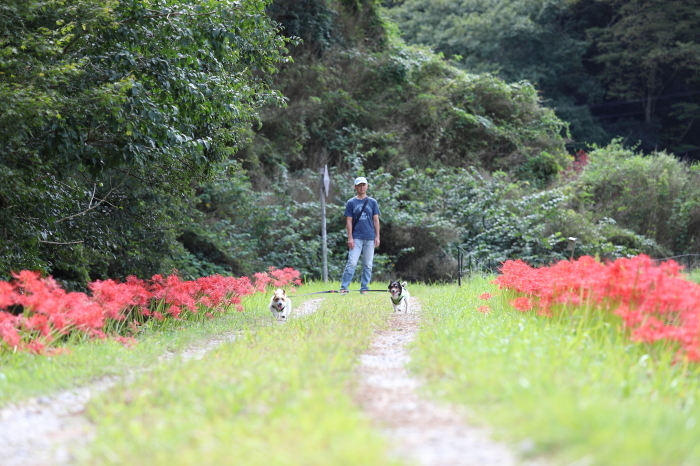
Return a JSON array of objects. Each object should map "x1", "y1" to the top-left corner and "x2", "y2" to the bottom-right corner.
[{"x1": 401, "y1": 281, "x2": 407, "y2": 288}]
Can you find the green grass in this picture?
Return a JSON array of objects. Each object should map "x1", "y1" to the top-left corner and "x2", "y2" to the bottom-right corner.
[
  {"x1": 10, "y1": 277, "x2": 700, "y2": 465},
  {"x1": 409, "y1": 277, "x2": 700, "y2": 466},
  {"x1": 0, "y1": 293, "x2": 268, "y2": 404},
  {"x1": 684, "y1": 268, "x2": 700, "y2": 284},
  {"x1": 0, "y1": 282, "x2": 343, "y2": 404},
  {"x1": 81, "y1": 283, "x2": 402, "y2": 466}
]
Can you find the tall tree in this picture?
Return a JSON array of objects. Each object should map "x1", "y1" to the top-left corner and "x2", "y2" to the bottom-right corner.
[
  {"x1": 0, "y1": 0, "x2": 291, "y2": 284},
  {"x1": 382, "y1": 0, "x2": 609, "y2": 144},
  {"x1": 583, "y1": 0, "x2": 700, "y2": 155},
  {"x1": 589, "y1": 0, "x2": 700, "y2": 125}
]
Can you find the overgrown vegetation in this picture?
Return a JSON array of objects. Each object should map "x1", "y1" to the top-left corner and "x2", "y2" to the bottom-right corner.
[
  {"x1": 190, "y1": 0, "x2": 700, "y2": 282},
  {"x1": 412, "y1": 278, "x2": 700, "y2": 465},
  {"x1": 84, "y1": 291, "x2": 398, "y2": 466},
  {"x1": 2, "y1": 0, "x2": 699, "y2": 287},
  {"x1": 0, "y1": 0, "x2": 291, "y2": 287},
  {"x1": 383, "y1": 0, "x2": 700, "y2": 158}
]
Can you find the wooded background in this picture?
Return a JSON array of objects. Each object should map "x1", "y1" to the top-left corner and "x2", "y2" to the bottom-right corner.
[{"x1": 2, "y1": 0, "x2": 699, "y2": 289}]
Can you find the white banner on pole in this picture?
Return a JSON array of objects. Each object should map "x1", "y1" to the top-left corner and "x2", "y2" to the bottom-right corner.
[
  {"x1": 320, "y1": 165, "x2": 329, "y2": 282},
  {"x1": 323, "y1": 164, "x2": 330, "y2": 198}
]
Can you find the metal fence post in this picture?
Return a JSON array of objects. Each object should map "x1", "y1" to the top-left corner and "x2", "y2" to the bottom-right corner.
[{"x1": 457, "y1": 247, "x2": 462, "y2": 287}]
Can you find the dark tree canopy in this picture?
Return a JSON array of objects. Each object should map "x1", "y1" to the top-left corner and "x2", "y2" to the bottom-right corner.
[
  {"x1": 383, "y1": 0, "x2": 700, "y2": 159},
  {"x1": 0, "y1": 0, "x2": 292, "y2": 285},
  {"x1": 2, "y1": 0, "x2": 699, "y2": 286}
]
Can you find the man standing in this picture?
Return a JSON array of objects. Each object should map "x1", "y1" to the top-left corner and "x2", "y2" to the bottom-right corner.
[{"x1": 340, "y1": 176, "x2": 380, "y2": 294}]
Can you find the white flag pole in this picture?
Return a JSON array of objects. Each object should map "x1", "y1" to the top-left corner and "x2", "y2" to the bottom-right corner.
[{"x1": 320, "y1": 165, "x2": 330, "y2": 282}]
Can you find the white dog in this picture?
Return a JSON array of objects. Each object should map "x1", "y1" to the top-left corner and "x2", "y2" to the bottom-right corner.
[
  {"x1": 269, "y1": 288, "x2": 292, "y2": 321},
  {"x1": 388, "y1": 281, "x2": 410, "y2": 313}
]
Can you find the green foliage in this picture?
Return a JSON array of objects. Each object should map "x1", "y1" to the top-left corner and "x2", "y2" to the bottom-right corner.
[
  {"x1": 192, "y1": 166, "x2": 362, "y2": 280},
  {"x1": 190, "y1": 162, "x2": 661, "y2": 284},
  {"x1": 382, "y1": 0, "x2": 609, "y2": 145},
  {"x1": 266, "y1": 0, "x2": 340, "y2": 50},
  {"x1": 686, "y1": 268, "x2": 700, "y2": 285},
  {"x1": 383, "y1": 0, "x2": 700, "y2": 157},
  {"x1": 0, "y1": 0, "x2": 291, "y2": 285},
  {"x1": 242, "y1": 40, "x2": 570, "y2": 182},
  {"x1": 267, "y1": 0, "x2": 386, "y2": 52},
  {"x1": 589, "y1": 0, "x2": 700, "y2": 125},
  {"x1": 573, "y1": 141, "x2": 700, "y2": 256}
]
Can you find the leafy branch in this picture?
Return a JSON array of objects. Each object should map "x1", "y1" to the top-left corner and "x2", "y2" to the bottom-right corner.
[
  {"x1": 55, "y1": 168, "x2": 131, "y2": 224},
  {"x1": 38, "y1": 240, "x2": 84, "y2": 245},
  {"x1": 119, "y1": 8, "x2": 220, "y2": 24}
]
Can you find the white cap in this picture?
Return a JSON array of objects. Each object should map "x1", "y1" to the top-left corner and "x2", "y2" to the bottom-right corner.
[{"x1": 354, "y1": 176, "x2": 368, "y2": 185}]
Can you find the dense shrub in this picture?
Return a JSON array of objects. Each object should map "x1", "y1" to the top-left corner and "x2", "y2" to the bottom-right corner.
[
  {"x1": 239, "y1": 39, "x2": 571, "y2": 187},
  {"x1": 189, "y1": 163, "x2": 664, "y2": 283},
  {"x1": 0, "y1": 0, "x2": 291, "y2": 287},
  {"x1": 572, "y1": 141, "x2": 700, "y2": 256}
]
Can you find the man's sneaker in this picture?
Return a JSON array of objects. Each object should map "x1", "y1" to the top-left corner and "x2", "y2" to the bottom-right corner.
[
  {"x1": 339, "y1": 289, "x2": 349, "y2": 295},
  {"x1": 360, "y1": 290, "x2": 368, "y2": 295}
]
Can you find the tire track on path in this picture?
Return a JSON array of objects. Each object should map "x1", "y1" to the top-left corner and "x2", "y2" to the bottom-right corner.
[
  {"x1": 0, "y1": 298, "x2": 324, "y2": 466},
  {"x1": 355, "y1": 299, "x2": 541, "y2": 466}
]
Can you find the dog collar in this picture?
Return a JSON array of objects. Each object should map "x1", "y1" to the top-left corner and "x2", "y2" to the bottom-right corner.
[{"x1": 391, "y1": 292, "x2": 405, "y2": 305}]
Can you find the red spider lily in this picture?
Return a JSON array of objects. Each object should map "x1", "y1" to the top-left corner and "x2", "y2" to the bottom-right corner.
[
  {"x1": 0, "y1": 266, "x2": 303, "y2": 354},
  {"x1": 89, "y1": 278, "x2": 151, "y2": 320},
  {"x1": 510, "y1": 297, "x2": 535, "y2": 312},
  {"x1": 479, "y1": 292, "x2": 493, "y2": 300},
  {"x1": 495, "y1": 255, "x2": 700, "y2": 361},
  {"x1": 477, "y1": 305, "x2": 491, "y2": 314},
  {"x1": 252, "y1": 272, "x2": 273, "y2": 292},
  {"x1": 11, "y1": 271, "x2": 105, "y2": 341},
  {"x1": 268, "y1": 267, "x2": 302, "y2": 287},
  {"x1": 0, "y1": 313, "x2": 20, "y2": 348},
  {"x1": 0, "y1": 281, "x2": 16, "y2": 309},
  {"x1": 149, "y1": 274, "x2": 198, "y2": 315}
]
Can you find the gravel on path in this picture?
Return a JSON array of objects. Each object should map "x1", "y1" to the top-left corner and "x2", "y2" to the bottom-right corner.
[
  {"x1": 0, "y1": 298, "x2": 324, "y2": 466},
  {"x1": 355, "y1": 300, "x2": 541, "y2": 466}
]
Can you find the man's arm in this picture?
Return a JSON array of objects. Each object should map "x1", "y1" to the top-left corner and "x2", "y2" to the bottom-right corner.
[
  {"x1": 346, "y1": 216, "x2": 354, "y2": 249},
  {"x1": 373, "y1": 214, "x2": 380, "y2": 248}
]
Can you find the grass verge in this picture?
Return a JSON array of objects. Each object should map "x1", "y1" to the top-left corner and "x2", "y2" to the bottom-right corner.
[
  {"x1": 0, "y1": 283, "x2": 330, "y2": 405},
  {"x1": 410, "y1": 277, "x2": 700, "y2": 466},
  {"x1": 0, "y1": 295, "x2": 268, "y2": 405},
  {"x1": 685, "y1": 268, "x2": 700, "y2": 284},
  {"x1": 82, "y1": 285, "x2": 402, "y2": 466}
]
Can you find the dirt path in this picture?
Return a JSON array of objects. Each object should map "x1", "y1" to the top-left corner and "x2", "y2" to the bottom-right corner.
[
  {"x1": 0, "y1": 335, "x2": 245, "y2": 466},
  {"x1": 1, "y1": 297, "x2": 535, "y2": 466},
  {"x1": 355, "y1": 300, "x2": 536, "y2": 466},
  {"x1": 0, "y1": 298, "x2": 324, "y2": 466}
]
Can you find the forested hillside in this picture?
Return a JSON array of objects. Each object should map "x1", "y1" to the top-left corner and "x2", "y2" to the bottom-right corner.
[
  {"x1": 383, "y1": 0, "x2": 700, "y2": 159},
  {"x1": 2, "y1": 0, "x2": 699, "y2": 288}
]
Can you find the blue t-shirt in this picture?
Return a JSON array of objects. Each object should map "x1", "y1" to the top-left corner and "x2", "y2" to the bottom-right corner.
[{"x1": 344, "y1": 196, "x2": 380, "y2": 240}]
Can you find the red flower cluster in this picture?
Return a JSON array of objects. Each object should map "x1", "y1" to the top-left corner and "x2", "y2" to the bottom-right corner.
[
  {"x1": 0, "y1": 267, "x2": 302, "y2": 354},
  {"x1": 573, "y1": 149, "x2": 589, "y2": 173},
  {"x1": 252, "y1": 267, "x2": 302, "y2": 292},
  {"x1": 494, "y1": 255, "x2": 700, "y2": 361}
]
